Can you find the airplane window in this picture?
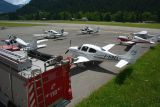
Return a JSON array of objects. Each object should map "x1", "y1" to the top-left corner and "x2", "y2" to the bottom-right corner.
[
  {"x1": 78, "y1": 46, "x2": 81, "y2": 50},
  {"x1": 81, "y1": 46, "x2": 88, "y2": 52},
  {"x1": 89, "y1": 48, "x2": 97, "y2": 53}
]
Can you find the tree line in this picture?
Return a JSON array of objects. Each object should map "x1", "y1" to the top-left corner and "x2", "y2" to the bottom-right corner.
[{"x1": 0, "y1": 0, "x2": 160, "y2": 22}]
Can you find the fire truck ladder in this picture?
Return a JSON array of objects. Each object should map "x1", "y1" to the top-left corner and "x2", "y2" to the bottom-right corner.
[
  {"x1": 32, "y1": 70, "x2": 46, "y2": 107},
  {"x1": 0, "y1": 48, "x2": 24, "y2": 60},
  {"x1": 0, "y1": 49, "x2": 31, "y2": 71}
]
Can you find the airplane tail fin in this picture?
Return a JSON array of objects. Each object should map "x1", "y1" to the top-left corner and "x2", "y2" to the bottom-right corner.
[
  {"x1": 122, "y1": 45, "x2": 141, "y2": 63},
  {"x1": 8, "y1": 34, "x2": 12, "y2": 39},
  {"x1": 30, "y1": 38, "x2": 38, "y2": 50},
  {"x1": 116, "y1": 45, "x2": 141, "y2": 68},
  {"x1": 61, "y1": 29, "x2": 64, "y2": 35},
  {"x1": 60, "y1": 29, "x2": 68, "y2": 36},
  {"x1": 149, "y1": 35, "x2": 160, "y2": 43},
  {"x1": 95, "y1": 27, "x2": 100, "y2": 33}
]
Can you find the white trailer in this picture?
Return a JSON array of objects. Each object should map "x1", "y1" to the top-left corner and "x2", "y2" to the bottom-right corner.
[{"x1": 0, "y1": 49, "x2": 72, "y2": 107}]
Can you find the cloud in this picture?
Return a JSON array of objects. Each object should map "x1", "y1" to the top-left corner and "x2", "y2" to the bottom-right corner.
[{"x1": 4, "y1": 0, "x2": 31, "y2": 5}]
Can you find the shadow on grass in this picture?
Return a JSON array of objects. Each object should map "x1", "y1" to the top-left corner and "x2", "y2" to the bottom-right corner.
[{"x1": 115, "y1": 67, "x2": 133, "y2": 85}]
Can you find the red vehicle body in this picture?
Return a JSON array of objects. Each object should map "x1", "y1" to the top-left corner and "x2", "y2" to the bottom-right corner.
[{"x1": 0, "y1": 45, "x2": 20, "y2": 51}]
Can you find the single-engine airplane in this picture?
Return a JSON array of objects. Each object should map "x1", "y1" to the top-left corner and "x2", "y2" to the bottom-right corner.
[
  {"x1": 0, "y1": 35, "x2": 48, "y2": 51},
  {"x1": 117, "y1": 31, "x2": 158, "y2": 45},
  {"x1": 34, "y1": 29, "x2": 69, "y2": 39},
  {"x1": 65, "y1": 43, "x2": 141, "y2": 68},
  {"x1": 80, "y1": 26, "x2": 100, "y2": 34}
]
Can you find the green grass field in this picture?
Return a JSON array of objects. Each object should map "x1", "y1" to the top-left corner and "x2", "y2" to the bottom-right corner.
[
  {"x1": 76, "y1": 44, "x2": 160, "y2": 107},
  {"x1": 0, "y1": 21, "x2": 44, "y2": 27},
  {"x1": 51, "y1": 21, "x2": 160, "y2": 29},
  {"x1": 1, "y1": 20, "x2": 160, "y2": 29}
]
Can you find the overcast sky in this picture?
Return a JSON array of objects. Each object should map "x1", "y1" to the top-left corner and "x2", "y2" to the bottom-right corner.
[{"x1": 4, "y1": 0, "x2": 31, "y2": 5}]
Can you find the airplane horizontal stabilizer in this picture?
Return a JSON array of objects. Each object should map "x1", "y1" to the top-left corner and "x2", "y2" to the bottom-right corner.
[
  {"x1": 63, "y1": 32, "x2": 69, "y2": 36},
  {"x1": 124, "y1": 41, "x2": 135, "y2": 45},
  {"x1": 37, "y1": 39, "x2": 48, "y2": 44},
  {"x1": 33, "y1": 34, "x2": 48, "y2": 37},
  {"x1": 102, "y1": 44, "x2": 115, "y2": 51},
  {"x1": 115, "y1": 60, "x2": 128, "y2": 68},
  {"x1": 37, "y1": 44, "x2": 47, "y2": 49},
  {"x1": 74, "y1": 56, "x2": 89, "y2": 64}
]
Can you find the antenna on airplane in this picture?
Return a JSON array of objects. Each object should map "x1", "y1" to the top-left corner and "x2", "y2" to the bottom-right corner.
[{"x1": 70, "y1": 40, "x2": 72, "y2": 46}]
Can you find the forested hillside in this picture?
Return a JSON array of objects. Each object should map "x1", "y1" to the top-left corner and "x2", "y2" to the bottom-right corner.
[
  {"x1": 1, "y1": 0, "x2": 160, "y2": 22},
  {"x1": 0, "y1": 0, "x2": 20, "y2": 13}
]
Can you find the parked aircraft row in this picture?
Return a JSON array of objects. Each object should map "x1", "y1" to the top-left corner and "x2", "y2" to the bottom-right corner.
[
  {"x1": 33, "y1": 26, "x2": 100, "y2": 39},
  {"x1": 34, "y1": 29, "x2": 69, "y2": 39},
  {"x1": 33, "y1": 27, "x2": 159, "y2": 47},
  {"x1": 65, "y1": 30, "x2": 159, "y2": 68},
  {"x1": 0, "y1": 28, "x2": 159, "y2": 68},
  {"x1": 117, "y1": 31, "x2": 158, "y2": 45}
]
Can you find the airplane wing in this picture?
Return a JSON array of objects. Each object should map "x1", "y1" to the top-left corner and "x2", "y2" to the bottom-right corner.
[
  {"x1": 74, "y1": 56, "x2": 89, "y2": 64},
  {"x1": 102, "y1": 44, "x2": 115, "y2": 51},
  {"x1": 81, "y1": 30, "x2": 87, "y2": 34},
  {"x1": 33, "y1": 34, "x2": 48, "y2": 37},
  {"x1": 37, "y1": 39, "x2": 48, "y2": 44},
  {"x1": 63, "y1": 32, "x2": 69, "y2": 36},
  {"x1": 134, "y1": 31, "x2": 148, "y2": 35},
  {"x1": 123, "y1": 41, "x2": 135, "y2": 45},
  {"x1": 54, "y1": 33, "x2": 62, "y2": 36},
  {"x1": 138, "y1": 31, "x2": 148, "y2": 35},
  {"x1": 37, "y1": 44, "x2": 47, "y2": 49},
  {"x1": 115, "y1": 60, "x2": 128, "y2": 68}
]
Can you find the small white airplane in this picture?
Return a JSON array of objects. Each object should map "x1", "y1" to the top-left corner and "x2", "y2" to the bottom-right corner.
[
  {"x1": 34, "y1": 29, "x2": 69, "y2": 39},
  {"x1": 65, "y1": 43, "x2": 141, "y2": 68},
  {"x1": 117, "y1": 31, "x2": 158, "y2": 45},
  {"x1": 0, "y1": 35, "x2": 16, "y2": 45},
  {"x1": 80, "y1": 26, "x2": 100, "y2": 34},
  {"x1": 1, "y1": 35, "x2": 48, "y2": 51}
]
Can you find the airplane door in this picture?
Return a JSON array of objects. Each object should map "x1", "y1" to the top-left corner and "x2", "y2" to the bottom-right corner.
[{"x1": 80, "y1": 46, "x2": 89, "y2": 57}]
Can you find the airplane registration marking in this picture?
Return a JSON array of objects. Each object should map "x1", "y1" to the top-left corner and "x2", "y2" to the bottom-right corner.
[{"x1": 94, "y1": 54, "x2": 119, "y2": 61}]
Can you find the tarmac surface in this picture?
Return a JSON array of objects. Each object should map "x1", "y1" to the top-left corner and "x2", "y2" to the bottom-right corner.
[{"x1": 0, "y1": 22, "x2": 160, "y2": 107}]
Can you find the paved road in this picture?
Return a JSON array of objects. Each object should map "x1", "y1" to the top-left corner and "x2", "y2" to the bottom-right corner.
[{"x1": 0, "y1": 23, "x2": 159, "y2": 107}]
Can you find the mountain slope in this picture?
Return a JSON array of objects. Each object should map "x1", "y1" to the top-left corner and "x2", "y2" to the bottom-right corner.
[
  {"x1": 1, "y1": 0, "x2": 160, "y2": 22},
  {"x1": 0, "y1": 0, "x2": 20, "y2": 13},
  {"x1": 18, "y1": 0, "x2": 160, "y2": 14}
]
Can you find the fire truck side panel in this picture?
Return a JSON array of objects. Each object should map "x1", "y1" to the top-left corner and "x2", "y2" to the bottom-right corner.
[
  {"x1": 27, "y1": 64, "x2": 72, "y2": 107},
  {"x1": 0, "y1": 63, "x2": 28, "y2": 107},
  {"x1": 0, "y1": 63, "x2": 14, "y2": 105},
  {"x1": 12, "y1": 76, "x2": 27, "y2": 107}
]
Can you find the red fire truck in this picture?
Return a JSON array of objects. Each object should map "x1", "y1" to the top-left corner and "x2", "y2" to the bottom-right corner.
[{"x1": 0, "y1": 49, "x2": 72, "y2": 107}]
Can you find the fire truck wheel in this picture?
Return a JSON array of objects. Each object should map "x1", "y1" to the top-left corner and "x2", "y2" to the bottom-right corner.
[{"x1": 7, "y1": 101, "x2": 16, "y2": 107}]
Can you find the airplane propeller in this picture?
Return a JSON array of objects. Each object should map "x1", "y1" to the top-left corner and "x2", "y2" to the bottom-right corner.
[
  {"x1": 8, "y1": 35, "x2": 12, "y2": 39},
  {"x1": 65, "y1": 50, "x2": 69, "y2": 54}
]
